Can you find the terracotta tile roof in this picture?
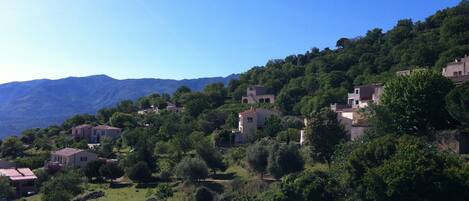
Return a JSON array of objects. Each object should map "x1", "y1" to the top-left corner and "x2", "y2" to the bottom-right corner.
[
  {"x1": 74, "y1": 124, "x2": 93, "y2": 129},
  {"x1": 239, "y1": 109, "x2": 257, "y2": 115},
  {"x1": 53, "y1": 148, "x2": 83, "y2": 156},
  {"x1": 93, "y1": 125, "x2": 120, "y2": 130},
  {"x1": 0, "y1": 168, "x2": 37, "y2": 181}
]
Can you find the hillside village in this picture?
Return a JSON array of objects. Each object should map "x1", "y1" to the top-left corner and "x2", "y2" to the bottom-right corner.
[
  {"x1": 0, "y1": 54, "x2": 468, "y2": 201},
  {"x1": 0, "y1": 2, "x2": 469, "y2": 201}
]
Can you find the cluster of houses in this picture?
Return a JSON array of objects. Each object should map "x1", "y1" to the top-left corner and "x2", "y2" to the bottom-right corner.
[
  {"x1": 235, "y1": 54, "x2": 469, "y2": 147},
  {"x1": 331, "y1": 54, "x2": 469, "y2": 152},
  {"x1": 0, "y1": 147, "x2": 99, "y2": 198},
  {"x1": 1, "y1": 55, "x2": 468, "y2": 199},
  {"x1": 71, "y1": 124, "x2": 122, "y2": 144},
  {"x1": 137, "y1": 102, "x2": 184, "y2": 115}
]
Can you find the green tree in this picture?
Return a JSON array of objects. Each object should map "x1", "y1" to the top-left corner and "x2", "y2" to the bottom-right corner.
[
  {"x1": 0, "y1": 136, "x2": 25, "y2": 158},
  {"x1": 154, "y1": 183, "x2": 174, "y2": 200},
  {"x1": 260, "y1": 115, "x2": 283, "y2": 138},
  {"x1": 127, "y1": 162, "x2": 152, "y2": 183},
  {"x1": 62, "y1": 114, "x2": 97, "y2": 129},
  {"x1": 175, "y1": 157, "x2": 209, "y2": 181},
  {"x1": 203, "y1": 82, "x2": 227, "y2": 108},
  {"x1": 184, "y1": 93, "x2": 210, "y2": 117},
  {"x1": 446, "y1": 82, "x2": 469, "y2": 126},
  {"x1": 305, "y1": 108, "x2": 347, "y2": 166},
  {"x1": 194, "y1": 187, "x2": 214, "y2": 201},
  {"x1": 172, "y1": 86, "x2": 192, "y2": 103},
  {"x1": 266, "y1": 171, "x2": 334, "y2": 201},
  {"x1": 109, "y1": 112, "x2": 137, "y2": 128},
  {"x1": 0, "y1": 176, "x2": 14, "y2": 200},
  {"x1": 342, "y1": 135, "x2": 469, "y2": 201},
  {"x1": 97, "y1": 108, "x2": 117, "y2": 124},
  {"x1": 99, "y1": 163, "x2": 124, "y2": 185},
  {"x1": 376, "y1": 70, "x2": 455, "y2": 136},
  {"x1": 196, "y1": 143, "x2": 227, "y2": 175},
  {"x1": 99, "y1": 136, "x2": 114, "y2": 158},
  {"x1": 246, "y1": 143, "x2": 269, "y2": 179},
  {"x1": 116, "y1": 100, "x2": 136, "y2": 113},
  {"x1": 83, "y1": 159, "x2": 106, "y2": 182},
  {"x1": 267, "y1": 143, "x2": 304, "y2": 179},
  {"x1": 41, "y1": 172, "x2": 82, "y2": 201}
]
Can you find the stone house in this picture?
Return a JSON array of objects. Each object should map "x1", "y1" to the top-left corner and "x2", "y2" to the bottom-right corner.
[
  {"x1": 48, "y1": 148, "x2": 98, "y2": 168},
  {"x1": 436, "y1": 130, "x2": 469, "y2": 154},
  {"x1": 72, "y1": 124, "x2": 122, "y2": 143},
  {"x1": 442, "y1": 55, "x2": 469, "y2": 85},
  {"x1": 0, "y1": 168, "x2": 37, "y2": 197},
  {"x1": 71, "y1": 124, "x2": 93, "y2": 141},
  {"x1": 90, "y1": 125, "x2": 122, "y2": 143},
  {"x1": 241, "y1": 85, "x2": 276, "y2": 104},
  {"x1": 330, "y1": 84, "x2": 383, "y2": 140},
  {"x1": 236, "y1": 108, "x2": 280, "y2": 144}
]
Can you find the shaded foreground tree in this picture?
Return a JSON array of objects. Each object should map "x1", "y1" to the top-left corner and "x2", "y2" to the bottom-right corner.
[
  {"x1": 196, "y1": 143, "x2": 227, "y2": 175},
  {"x1": 83, "y1": 159, "x2": 106, "y2": 182},
  {"x1": 194, "y1": 187, "x2": 214, "y2": 201},
  {"x1": 246, "y1": 142, "x2": 269, "y2": 179},
  {"x1": 446, "y1": 81, "x2": 469, "y2": 126},
  {"x1": 127, "y1": 162, "x2": 152, "y2": 183},
  {"x1": 305, "y1": 108, "x2": 347, "y2": 166},
  {"x1": 267, "y1": 143, "x2": 304, "y2": 179},
  {"x1": 99, "y1": 163, "x2": 124, "y2": 186},
  {"x1": 340, "y1": 135, "x2": 469, "y2": 201},
  {"x1": 41, "y1": 172, "x2": 82, "y2": 201},
  {"x1": 0, "y1": 176, "x2": 14, "y2": 200}
]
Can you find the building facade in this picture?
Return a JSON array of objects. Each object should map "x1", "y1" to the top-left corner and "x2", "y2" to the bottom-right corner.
[
  {"x1": 241, "y1": 85, "x2": 276, "y2": 104},
  {"x1": 442, "y1": 55, "x2": 469, "y2": 85},
  {"x1": 331, "y1": 84, "x2": 383, "y2": 140},
  {"x1": 91, "y1": 125, "x2": 122, "y2": 143},
  {"x1": 72, "y1": 124, "x2": 122, "y2": 143},
  {"x1": 0, "y1": 168, "x2": 37, "y2": 197},
  {"x1": 49, "y1": 148, "x2": 98, "y2": 168},
  {"x1": 71, "y1": 124, "x2": 93, "y2": 141},
  {"x1": 236, "y1": 108, "x2": 280, "y2": 144}
]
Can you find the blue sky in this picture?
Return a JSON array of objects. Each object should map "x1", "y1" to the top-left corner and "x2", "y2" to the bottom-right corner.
[{"x1": 0, "y1": 0, "x2": 461, "y2": 83}]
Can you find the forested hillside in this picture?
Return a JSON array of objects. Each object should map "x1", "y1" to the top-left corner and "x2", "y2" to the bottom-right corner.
[
  {"x1": 0, "y1": 74, "x2": 238, "y2": 137},
  {"x1": 1, "y1": 2, "x2": 469, "y2": 201},
  {"x1": 229, "y1": 2, "x2": 469, "y2": 115}
]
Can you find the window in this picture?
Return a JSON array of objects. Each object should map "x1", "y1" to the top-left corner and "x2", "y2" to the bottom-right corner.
[
  {"x1": 355, "y1": 100, "x2": 359, "y2": 105},
  {"x1": 247, "y1": 117, "x2": 253, "y2": 123},
  {"x1": 265, "y1": 98, "x2": 270, "y2": 103},
  {"x1": 243, "y1": 99, "x2": 248, "y2": 103},
  {"x1": 259, "y1": 98, "x2": 265, "y2": 103},
  {"x1": 80, "y1": 156, "x2": 87, "y2": 162},
  {"x1": 355, "y1": 89, "x2": 359, "y2": 94},
  {"x1": 459, "y1": 71, "x2": 463, "y2": 76}
]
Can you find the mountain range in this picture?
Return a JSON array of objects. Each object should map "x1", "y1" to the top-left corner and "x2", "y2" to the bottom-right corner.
[{"x1": 0, "y1": 74, "x2": 239, "y2": 138}]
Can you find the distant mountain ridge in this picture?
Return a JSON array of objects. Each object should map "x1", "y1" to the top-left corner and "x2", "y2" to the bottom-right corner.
[{"x1": 0, "y1": 74, "x2": 239, "y2": 138}]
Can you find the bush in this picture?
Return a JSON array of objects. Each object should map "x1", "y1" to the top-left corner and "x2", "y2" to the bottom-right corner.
[
  {"x1": 127, "y1": 162, "x2": 152, "y2": 183},
  {"x1": 83, "y1": 160, "x2": 106, "y2": 182},
  {"x1": 41, "y1": 171, "x2": 82, "y2": 201},
  {"x1": 175, "y1": 157, "x2": 209, "y2": 181},
  {"x1": 0, "y1": 176, "x2": 14, "y2": 200},
  {"x1": 194, "y1": 187, "x2": 213, "y2": 201},
  {"x1": 99, "y1": 163, "x2": 124, "y2": 184}
]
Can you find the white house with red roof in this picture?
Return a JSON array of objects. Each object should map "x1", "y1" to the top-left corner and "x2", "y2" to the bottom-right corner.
[{"x1": 0, "y1": 168, "x2": 37, "y2": 197}]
